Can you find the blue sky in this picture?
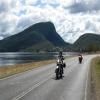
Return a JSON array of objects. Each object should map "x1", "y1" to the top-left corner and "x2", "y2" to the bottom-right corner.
[{"x1": 0, "y1": 0, "x2": 100, "y2": 43}]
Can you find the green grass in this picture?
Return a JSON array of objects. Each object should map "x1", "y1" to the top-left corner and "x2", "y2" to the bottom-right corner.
[{"x1": 91, "y1": 57, "x2": 100, "y2": 100}]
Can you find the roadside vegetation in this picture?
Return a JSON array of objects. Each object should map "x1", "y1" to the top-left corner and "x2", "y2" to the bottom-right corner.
[
  {"x1": 0, "y1": 55, "x2": 74, "y2": 79},
  {"x1": 91, "y1": 57, "x2": 100, "y2": 100},
  {"x1": 0, "y1": 60, "x2": 55, "y2": 79}
]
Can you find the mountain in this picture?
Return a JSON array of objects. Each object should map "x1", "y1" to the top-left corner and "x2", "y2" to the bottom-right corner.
[
  {"x1": 72, "y1": 33, "x2": 100, "y2": 52},
  {"x1": 0, "y1": 22, "x2": 69, "y2": 52}
]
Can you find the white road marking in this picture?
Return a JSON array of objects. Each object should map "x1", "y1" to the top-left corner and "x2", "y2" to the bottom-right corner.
[
  {"x1": 84, "y1": 62, "x2": 90, "y2": 100},
  {"x1": 12, "y1": 74, "x2": 53, "y2": 100},
  {"x1": 11, "y1": 61, "x2": 76, "y2": 100}
]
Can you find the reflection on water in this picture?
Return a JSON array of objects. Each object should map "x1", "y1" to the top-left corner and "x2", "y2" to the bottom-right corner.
[
  {"x1": 0, "y1": 52, "x2": 56, "y2": 67},
  {"x1": 0, "y1": 52, "x2": 75, "y2": 67}
]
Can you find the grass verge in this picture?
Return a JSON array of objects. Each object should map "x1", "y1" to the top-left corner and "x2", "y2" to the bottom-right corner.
[
  {"x1": 91, "y1": 56, "x2": 100, "y2": 100},
  {"x1": 0, "y1": 60, "x2": 55, "y2": 79}
]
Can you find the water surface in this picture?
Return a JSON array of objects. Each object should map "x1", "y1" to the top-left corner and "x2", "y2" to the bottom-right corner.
[{"x1": 0, "y1": 52, "x2": 75, "y2": 67}]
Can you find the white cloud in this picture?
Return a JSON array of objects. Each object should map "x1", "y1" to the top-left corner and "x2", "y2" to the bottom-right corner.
[
  {"x1": 59, "y1": 0, "x2": 74, "y2": 7},
  {"x1": 0, "y1": 0, "x2": 100, "y2": 43}
]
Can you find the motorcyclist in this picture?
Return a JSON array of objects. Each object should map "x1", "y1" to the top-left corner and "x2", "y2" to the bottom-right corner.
[
  {"x1": 58, "y1": 51, "x2": 64, "y2": 63},
  {"x1": 56, "y1": 51, "x2": 65, "y2": 75},
  {"x1": 78, "y1": 54, "x2": 83, "y2": 63}
]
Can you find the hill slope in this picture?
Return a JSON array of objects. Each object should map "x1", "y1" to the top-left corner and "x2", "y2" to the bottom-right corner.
[
  {"x1": 72, "y1": 33, "x2": 100, "y2": 51},
  {"x1": 0, "y1": 22, "x2": 68, "y2": 52},
  {"x1": 27, "y1": 22, "x2": 66, "y2": 46}
]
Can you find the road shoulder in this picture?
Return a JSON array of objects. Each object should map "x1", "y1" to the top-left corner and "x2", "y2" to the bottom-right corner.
[{"x1": 90, "y1": 57, "x2": 100, "y2": 100}]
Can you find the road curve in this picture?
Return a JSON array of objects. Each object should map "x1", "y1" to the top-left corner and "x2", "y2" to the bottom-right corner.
[{"x1": 0, "y1": 55, "x2": 97, "y2": 100}]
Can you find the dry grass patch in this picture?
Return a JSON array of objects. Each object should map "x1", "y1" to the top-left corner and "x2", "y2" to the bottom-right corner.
[
  {"x1": 91, "y1": 57, "x2": 100, "y2": 100},
  {"x1": 0, "y1": 60, "x2": 55, "y2": 79}
]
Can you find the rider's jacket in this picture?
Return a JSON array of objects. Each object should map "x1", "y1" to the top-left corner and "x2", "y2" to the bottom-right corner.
[
  {"x1": 57, "y1": 59, "x2": 63, "y2": 68},
  {"x1": 58, "y1": 55, "x2": 64, "y2": 63},
  {"x1": 79, "y1": 55, "x2": 83, "y2": 59}
]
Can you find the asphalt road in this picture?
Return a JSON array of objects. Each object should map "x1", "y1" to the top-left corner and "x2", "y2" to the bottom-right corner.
[{"x1": 0, "y1": 55, "x2": 96, "y2": 100}]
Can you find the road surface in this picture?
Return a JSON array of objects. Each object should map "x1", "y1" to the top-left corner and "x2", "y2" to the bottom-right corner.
[{"x1": 0, "y1": 55, "x2": 96, "y2": 100}]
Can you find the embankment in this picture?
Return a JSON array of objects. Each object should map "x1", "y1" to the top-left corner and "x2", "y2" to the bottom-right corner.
[{"x1": 0, "y1": 60, "x2": 55, "y2": 79}]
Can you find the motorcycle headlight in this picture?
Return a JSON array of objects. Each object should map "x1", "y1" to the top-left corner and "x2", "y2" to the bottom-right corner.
[{"x1": 56, "y1": 66, "x2": 59, "y2": 68}]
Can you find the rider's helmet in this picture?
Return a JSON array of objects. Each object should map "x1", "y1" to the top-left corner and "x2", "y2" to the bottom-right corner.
[
  {"x1": 59, "y1": 51, "x2": 63, "y2": 57},
  {"x1": 78, "y1": 54, "x2": 83, "y2": 59}
]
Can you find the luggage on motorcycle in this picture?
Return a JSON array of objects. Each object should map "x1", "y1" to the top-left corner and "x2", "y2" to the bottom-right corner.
[
  {"x1": 57, "y1": 63, "x2": 59, "y2": 66},
  {"x1": 63, "y1": 63, "x2": 66, "y2": 68}
]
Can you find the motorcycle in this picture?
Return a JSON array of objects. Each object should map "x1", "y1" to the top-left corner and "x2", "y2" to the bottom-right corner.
[
  {"x1": 55, "y1": 63, "x2": 66, "y2": 80},
  {"x1": 79, "y1": 56, "x2": 83, "y2": 64}
]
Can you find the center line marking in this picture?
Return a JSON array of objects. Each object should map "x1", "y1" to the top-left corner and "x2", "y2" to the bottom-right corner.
[{"x1": 12, "y1": 74, "x2": 53, "y2": 100}]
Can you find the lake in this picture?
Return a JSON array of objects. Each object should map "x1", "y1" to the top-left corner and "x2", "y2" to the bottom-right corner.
[{"x1": 0, "y1": 52, "x2": 75, "y2": 67}]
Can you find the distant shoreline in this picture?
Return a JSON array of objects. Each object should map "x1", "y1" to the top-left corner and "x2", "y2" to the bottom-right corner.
[{"x1": 0, "y1": 52, "x2": 56, "y2": 67}]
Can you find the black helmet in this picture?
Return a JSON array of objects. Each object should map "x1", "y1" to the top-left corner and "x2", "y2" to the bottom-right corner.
[{"x1": 59, "y1": 51, "x2": 62, "y2": 56}]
